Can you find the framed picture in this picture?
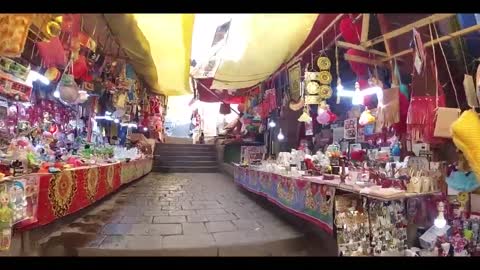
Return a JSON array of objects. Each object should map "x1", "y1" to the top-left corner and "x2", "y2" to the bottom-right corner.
[
  {"x1": 343, "y1": 118, "x2": 357, "y2": 140},
  {"x1": 288, "y1": 62, "x2": 302, "y2": 101}
]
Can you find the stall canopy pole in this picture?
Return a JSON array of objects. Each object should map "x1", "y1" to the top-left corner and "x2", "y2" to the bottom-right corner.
[{"x1": 195, "y1": 78, "x2": 240, "y2": 116}]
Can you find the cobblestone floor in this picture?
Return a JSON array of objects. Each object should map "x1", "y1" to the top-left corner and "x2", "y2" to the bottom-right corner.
[{"x1": 38, "y1": 173, "x2": 333, "y2": 256}]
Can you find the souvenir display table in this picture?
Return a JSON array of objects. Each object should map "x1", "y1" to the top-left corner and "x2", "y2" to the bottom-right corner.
[{"x1": 16, "y1": 158, "x2": 152, "y2": 230}]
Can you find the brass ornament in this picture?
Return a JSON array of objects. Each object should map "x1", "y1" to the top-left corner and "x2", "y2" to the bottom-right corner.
[
  {"x1": 317, "y1": 56, "x2": 331, "y2": 70},
  {"x1": 318, "y1": 71, "x2": 333, "y2": 85}
]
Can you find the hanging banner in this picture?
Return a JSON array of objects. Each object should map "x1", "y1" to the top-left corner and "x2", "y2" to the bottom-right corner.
[{"x1": 192, "y1": 21, "x2": 231, "y2": 79}]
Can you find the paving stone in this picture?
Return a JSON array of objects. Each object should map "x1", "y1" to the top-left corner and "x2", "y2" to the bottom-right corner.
[
  {"x1": 186, "y1": 215, "x2": 208, "y2": 223},
  {"x1": 196, "y1": 209, "x2": 227, "y2": 216},
  {"x1": 232, "y1": 220, "x2": 263, "y2": 231},
  {"x1": 162, "y1": 234, "x2": 215, "y2": 249},
  {"x1": 144, "y1": 224, "x2": 182, "y2": 236},
  {"x1": 181, "y1": 204, "x2": 205, "y2": 210},
  {"x1": 213, "y1": 230, "x2": 269, "y2": 246},
  {"x1": 126, "y1": 236, "x2": 163, "y2": 249},
  {"x1": 206, "y1": 214, "x2": 238, "y2": 222},
  {"x1": 182, "y1": 223, "x2": 207, "y2": 235},
  {"x1": 169, "y1": 210, "x2": 196, "y2": 216},
  {"x1": 153, "y1": 216, "x2": 186, "y2": 224},
  {"x1": 120, "y1": 216, "x2": 153, "y2": 224},
  {"x1": 205, "y1": 221, "x2": 236, "y2": 233},
  {"x1": 161, "y1": 205, "x2": 179, "y2": 211},
  {"x1": 102, "y1": 224, "x2": 133, "y2": 235},
  {"x1": 99, "y1": 236, "x2": 128, "y2": 249},
  {"x1": 143, "y1": 210, "x2": 169, "y2": 216}
]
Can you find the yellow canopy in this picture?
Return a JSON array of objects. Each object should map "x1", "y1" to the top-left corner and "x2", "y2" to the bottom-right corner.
[
  {"x1": 105, "y1": 14, "x2": 194, "y2": 96},
  {"x1": 211, "y1": 14, "x2": 318, "y2": 90}
]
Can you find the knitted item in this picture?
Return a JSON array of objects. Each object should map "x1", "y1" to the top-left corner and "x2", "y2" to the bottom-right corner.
[
  {"x1": 451, "y1": 110, "x2": 480, "y2": 182},
  {"x1": 375, "y1": 87, "x2": 399, "y2": 133},
  {"x1": 447, "y1": 171, "x2": 480, "y2": 192}
]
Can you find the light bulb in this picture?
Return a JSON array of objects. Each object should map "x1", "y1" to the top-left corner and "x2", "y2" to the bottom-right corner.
[
  {"x1": 53, "y1": 89, "x2": 60, "y2": 98},
  {"x1": 143, "y1": 127, "x2": 148, "y2": 132},
  {"x1": 113, "y1": 119, "x2": 120, "y2": 124},
  {"x1": 434, "y1": 217, "x2": 446, "y2": 229},
  {"x1": 277, "y1": 129, "x2": 285, "y2": 141},
  {"x1": 268, "y1": 120, "x2": 276, "y2": 128},
  {"x1": 434, "y1": 202, "x2": 446, "y2": 229},
  {"x1": 352, "y1": 82, "x2": 363, "y2": 105}
]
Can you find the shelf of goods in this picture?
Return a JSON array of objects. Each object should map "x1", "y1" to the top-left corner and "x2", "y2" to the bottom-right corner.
[{"x1": 233, "y1": 165, "x2": 439, "y2": 256}]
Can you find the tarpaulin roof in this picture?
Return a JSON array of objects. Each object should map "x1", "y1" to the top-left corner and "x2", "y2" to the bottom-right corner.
[
  {"x1": 105, "y1": 14, "x2": 194, "y2": 96},
  {"x1": 211, "y1": 14, "x2": 319, "y2": 90}
]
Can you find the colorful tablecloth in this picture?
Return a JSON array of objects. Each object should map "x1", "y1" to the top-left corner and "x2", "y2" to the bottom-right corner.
[
  {"x1": 234, "y1": 166, "x2": 336, "y2": 234},
  {"x1": 18, "y1": 158, "x2": 153, "y2": 230}
]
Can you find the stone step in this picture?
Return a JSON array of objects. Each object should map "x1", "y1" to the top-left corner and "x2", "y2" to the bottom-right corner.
[
  {"x1": 154, "y1": 155, "x2": 217, "y2": 162},
  {"x1": 156, "y1": 143, "x2": 215, "y2": 149},
  {"x1": 153, "y1": 166, "x2": 218, "y2": 173},
  {"x1": 154, "y1": 150, "x2": 216, "y2": 157},
  {"x1": 154, "y1": 160, "x2": 218, "y2": 167}
]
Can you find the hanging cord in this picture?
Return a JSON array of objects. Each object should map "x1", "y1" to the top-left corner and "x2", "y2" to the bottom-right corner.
[
  {"x1": 458, "y1": 36, "x2": 469, "y2": 74},
  {"x1": 433, "y1": 23, "x2": 461, "y2": 108},
  {"x1": 428, "y1": 24, "x2": 440, "y2": 108}
]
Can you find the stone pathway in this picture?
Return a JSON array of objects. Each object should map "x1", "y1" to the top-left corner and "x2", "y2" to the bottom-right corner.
[{"x1": 38, "y1": 173, "x2": 334, "y2": 256}]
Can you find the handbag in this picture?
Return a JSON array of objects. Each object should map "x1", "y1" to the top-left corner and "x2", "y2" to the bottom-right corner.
[
  {"x1": 430, "y1": 24, "x2": 461, "y2": 138},
  {"x1": 375, "y1": 87, "x2": 400, "y2": 132}
]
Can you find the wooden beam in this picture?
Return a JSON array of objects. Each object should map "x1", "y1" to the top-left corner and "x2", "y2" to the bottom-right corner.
[
  {"x1": 344, "y1": 53, "x2": 386, "y2": 67},
  {"x1": 383, "y1": 23, "x2": 480, "y2": 61},
  {"x1": 336, "y1": 40, "x2": 388, "y2": 57},
  {"x1": 363, "y1": 14, "x2": 455, "y2": 48},
  {"x1": 360, "y1": 14, "x2": 370, "y2": 43},
  {"x1": 287, "y1": 14, "x2": 345, "y2": 65}
]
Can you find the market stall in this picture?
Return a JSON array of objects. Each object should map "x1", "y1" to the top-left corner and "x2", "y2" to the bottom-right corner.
[
  {"x1": 0, "y1": 14, "x2": 161, "y2": 253},
  {"x1": 213, "y1": 14, "x2": 480, "y2": 257}
]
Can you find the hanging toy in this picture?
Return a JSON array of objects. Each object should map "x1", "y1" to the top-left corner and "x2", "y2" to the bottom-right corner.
[
  {"x1": 316, "y1": 106, "x2": 330, "y2": 125},
  {"x1": 359, "y1": 109, "x2": 376, "y2": 126},
  {"x1": 298, "y1": 106, "x2": 312, "y2": 122}
]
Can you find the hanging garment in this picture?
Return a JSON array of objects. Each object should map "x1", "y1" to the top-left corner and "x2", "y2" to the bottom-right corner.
[
  {"x1": 37, "y1": 37, "x2": 67, "y2": 68},
  {"x1": 452, "y1": 110, "x2": 480, "y2": 182},
  {"x1": 375, "y1": 87, "x2": 400, "y2": 133},
  {"x1": 447, "y1": 171, "x2": 480, "y2": 192},
  {"x1": 464, "y1": 73, "x2": 478, "y2": 108},
  {"x1": 0, "y1": 14, "x2": 32, "y2": 57}
]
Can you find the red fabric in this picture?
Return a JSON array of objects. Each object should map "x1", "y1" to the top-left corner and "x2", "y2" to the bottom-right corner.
[
  {"x1": 62, "y1": 14, "x2": 81, "y2": 35},
  {"x1": 393, "y1": 91, "x2": 409, "y2": 133},
  {"x1": 18, "y1": 159, "x2": 152, "y2": 230},
  {"x1": 339, "y1": 17, "x2": 362, "y2": 44},
  {"x1": 37, "y1": 37, "x2": 67, "y2": 68},
  {"x1": 73, "y1": 55, "x2": 89, "y2": 80},
  {"x1": 196, "y1": 78, "x2": 249, "y2": 104},
  {"x1": 346, "y1": 49, "x2": 369, "y2": 77}
]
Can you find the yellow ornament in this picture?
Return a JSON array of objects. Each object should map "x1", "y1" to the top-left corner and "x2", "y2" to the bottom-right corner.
[{"x1": 317, "y1": 56, "x2": 331, "y2": 70}]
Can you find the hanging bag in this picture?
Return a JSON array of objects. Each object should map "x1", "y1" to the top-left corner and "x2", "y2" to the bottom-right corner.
[
  {"x1": 430, "y1": 24, "x2": 461, "y2": 138},
  {"x1": 57, "y1": 60, "x2": 80, "y2": 104},
  {"x1": 407, "y1": 25, "x2": 446, "y2": 144}
]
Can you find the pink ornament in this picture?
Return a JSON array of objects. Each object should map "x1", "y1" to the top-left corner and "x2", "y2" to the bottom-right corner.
[{"x1": 316, "y1": 108, "x2": 330, "y2": 124}]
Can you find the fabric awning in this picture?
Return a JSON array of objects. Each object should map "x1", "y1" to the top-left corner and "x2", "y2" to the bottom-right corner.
[
  {"x1": 104, "y1": 14, "x2": 194, "y2": 96},
  {"x1": 210, "y1": 14, "x2": 319, "y2": 90}
]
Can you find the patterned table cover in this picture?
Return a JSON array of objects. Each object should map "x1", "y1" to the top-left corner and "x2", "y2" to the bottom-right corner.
[{"x1": 234, "y1": 165, "x2": 336, "y2": 234}]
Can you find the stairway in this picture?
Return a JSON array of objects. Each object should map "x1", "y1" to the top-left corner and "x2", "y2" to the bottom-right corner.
[{"x1": 153, "y1": 143, "x2": 218, "y2": 173}]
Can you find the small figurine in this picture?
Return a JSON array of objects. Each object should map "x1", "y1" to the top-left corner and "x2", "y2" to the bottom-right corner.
[{"x1": 0, "y1": 190, "x2": 13, "y2": 251}]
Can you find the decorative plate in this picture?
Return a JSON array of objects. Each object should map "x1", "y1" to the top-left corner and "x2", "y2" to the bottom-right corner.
[
  {"x1": 304, "y1": 71, "x2": 320, "y2": 81},
  {"x1": 306, "y1": 81, "x2": 321, "y2": 95},
  {"x1": 305, "y1": 95, "x2": 322, "y2": 105},
  {"x1": 317, "y1": 56, "x2": 331, "y2": 70},
  {"x1": 318, "y1": 71, "x2": 332, "y2": 85},
  {"x1": 318, "y1": 85, "x2": 333, "y2": 99}
]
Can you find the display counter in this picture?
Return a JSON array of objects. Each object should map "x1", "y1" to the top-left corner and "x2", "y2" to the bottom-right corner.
[
  {"x1": 17, "y1": 158, "x2": 153, "y2": 230},
  {"x1": 234, "y1": 165, "x2": 439, "y2": 237}
]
